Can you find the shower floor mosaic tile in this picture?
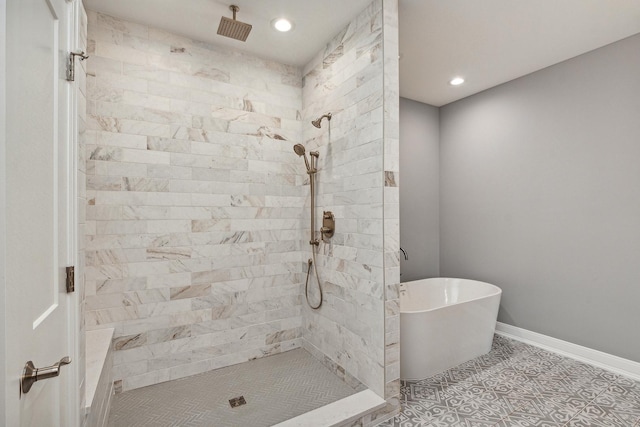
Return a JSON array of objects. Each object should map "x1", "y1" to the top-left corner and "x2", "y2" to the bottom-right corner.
[
  {"x1": 380, "y1": 335, "x2": 640, "y2": 427},
  {"x1": 107, "y1": 348, "x2": 360, "y2": 427}
]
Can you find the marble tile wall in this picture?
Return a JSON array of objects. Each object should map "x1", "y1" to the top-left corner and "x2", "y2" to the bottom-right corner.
[
  {"x1": 83, "y1": 0, "x2": 401, "y2": 402},
  {"x1": 84, "y1": 12, "x2": 305, "y2": 392},
  {"x1": 300, "y1": 0, "x2": 387, "y2": 397}
]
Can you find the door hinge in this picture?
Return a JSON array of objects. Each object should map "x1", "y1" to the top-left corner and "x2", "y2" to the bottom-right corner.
[
  {"x1": 66, "y1": 266, "x2": 75, "y2": 293},
  {"x1": 67, "y1": 51, "x2": 89, "y2": 82}
]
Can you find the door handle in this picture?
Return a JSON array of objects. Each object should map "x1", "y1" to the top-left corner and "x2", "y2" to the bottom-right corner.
[{"x1": 21, "y1": 356, "x2": 71, "y2": 394}]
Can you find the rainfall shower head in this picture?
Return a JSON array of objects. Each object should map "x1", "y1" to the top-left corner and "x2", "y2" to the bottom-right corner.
[
  {"x1": 293, "y1": 144, "x2": 311, "y2": 171},
  {"x1": 217, "y1": 5, "x2": 252, "y2": 42},
  {"x1": 311, "y1": 112, "x2": 332, "y2": 128}
]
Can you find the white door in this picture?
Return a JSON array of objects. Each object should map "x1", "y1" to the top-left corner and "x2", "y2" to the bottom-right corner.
[{"x1": 4, "y1": 0, "x2": 76, "y2": 425}]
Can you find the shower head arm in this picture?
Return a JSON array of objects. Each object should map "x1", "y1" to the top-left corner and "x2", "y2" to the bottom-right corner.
[{"x1": 311, "y1": 112, "x2": 332, "y2": 128}]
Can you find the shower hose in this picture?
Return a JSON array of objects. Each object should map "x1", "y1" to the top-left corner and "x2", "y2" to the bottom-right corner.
[{"x1": 305, "y1": 248, "x2": 323, "y2": 309}]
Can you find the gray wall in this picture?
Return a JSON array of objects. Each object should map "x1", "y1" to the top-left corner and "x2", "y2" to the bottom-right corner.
[
  {"x1": 439, "y1": 33, "x2": 640, "y2": 362},
  {"x1": 0, "y1": 0, "x2": 6, "y2": 418},
  {"x1": 399, "y1": 98, "x2": 440, "y2": 281}
]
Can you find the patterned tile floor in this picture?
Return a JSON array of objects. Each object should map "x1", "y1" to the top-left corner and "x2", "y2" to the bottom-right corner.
[
  {"x1": 107, "y1": 348, "x2": 359, "y2": 427},
  {"x1": 381, "y1": 336, "x2": 640, "y2": 427}
]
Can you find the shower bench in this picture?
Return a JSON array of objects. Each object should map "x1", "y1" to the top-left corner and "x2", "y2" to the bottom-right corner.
[{"x1": 85, "y1": 328, "x2": 114, "y2": 427}]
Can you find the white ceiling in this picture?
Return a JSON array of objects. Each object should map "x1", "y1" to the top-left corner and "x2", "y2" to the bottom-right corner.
[
  {"x1": 400, "y1": 0, "x2": 640, "y2": 106},
  {"x1": 82, "y1": 0, "x2": 373, "y2": 67},
  {"x1": 83, "y1": 0, "x2": 640, "y2": 107}
]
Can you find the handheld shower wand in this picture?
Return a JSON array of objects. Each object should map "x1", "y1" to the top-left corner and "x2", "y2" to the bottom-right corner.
[
  {"x1": 293, "y1": 143, "x2": 312, "y2": 173},
  {"x1": 293, "y1": 117, "x2": 336, "y2": 310},
  {"x1": 293, "y1": 144, "x2": 319, "y2": 245},
  {"x1": 292, "y1": 143, "x2": 324, "y2": 309}
]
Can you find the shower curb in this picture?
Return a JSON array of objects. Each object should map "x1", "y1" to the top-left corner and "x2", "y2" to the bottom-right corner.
[{"x1": 273, "y1": 389, "x2": 386, "y2": 427}]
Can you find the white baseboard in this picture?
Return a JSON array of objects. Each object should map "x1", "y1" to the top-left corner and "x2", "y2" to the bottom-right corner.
[{"x1": 495, "y1": 322, "x2": 640, "y2": 381}]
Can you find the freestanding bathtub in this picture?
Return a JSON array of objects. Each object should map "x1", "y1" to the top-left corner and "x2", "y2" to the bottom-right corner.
[{"x1": 400, "y1": 278, "x2": 502, "y2": 380}]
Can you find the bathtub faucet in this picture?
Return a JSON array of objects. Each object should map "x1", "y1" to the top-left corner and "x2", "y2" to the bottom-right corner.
[{"x1": 400, "y1": 247, "x2": 408, "y2": 260}]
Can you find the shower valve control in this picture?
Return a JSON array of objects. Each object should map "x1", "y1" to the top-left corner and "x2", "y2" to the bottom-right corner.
[{"x1": 320, "y1": 211, "x2": 335, "y2": 239}]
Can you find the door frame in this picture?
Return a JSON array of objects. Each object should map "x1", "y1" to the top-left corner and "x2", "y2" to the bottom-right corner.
[
  {"x1": 66, "y1": 0, "x2": 81, "y2": 425},
  {"x1": 1, "y1": 0, "x2": 82, "y2": 424}
]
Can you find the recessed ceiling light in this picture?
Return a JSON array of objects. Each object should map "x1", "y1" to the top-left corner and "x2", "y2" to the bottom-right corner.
[
  {"x1": 272, "y1": 18, "x2": 293, "y2": 32},
  {"x1": 449, "y1": 77, "x2": 465, "y2": 86}
]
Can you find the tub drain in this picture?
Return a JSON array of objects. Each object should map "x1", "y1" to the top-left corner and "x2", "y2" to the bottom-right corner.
[{"x1": 229, "y1": 396, "x2": 247, "y2": 408}]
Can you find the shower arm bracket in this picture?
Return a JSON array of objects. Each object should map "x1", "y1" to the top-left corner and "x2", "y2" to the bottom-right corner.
[{"x1": 307, "y1": 151, "x2": 319, "y2": 174}]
